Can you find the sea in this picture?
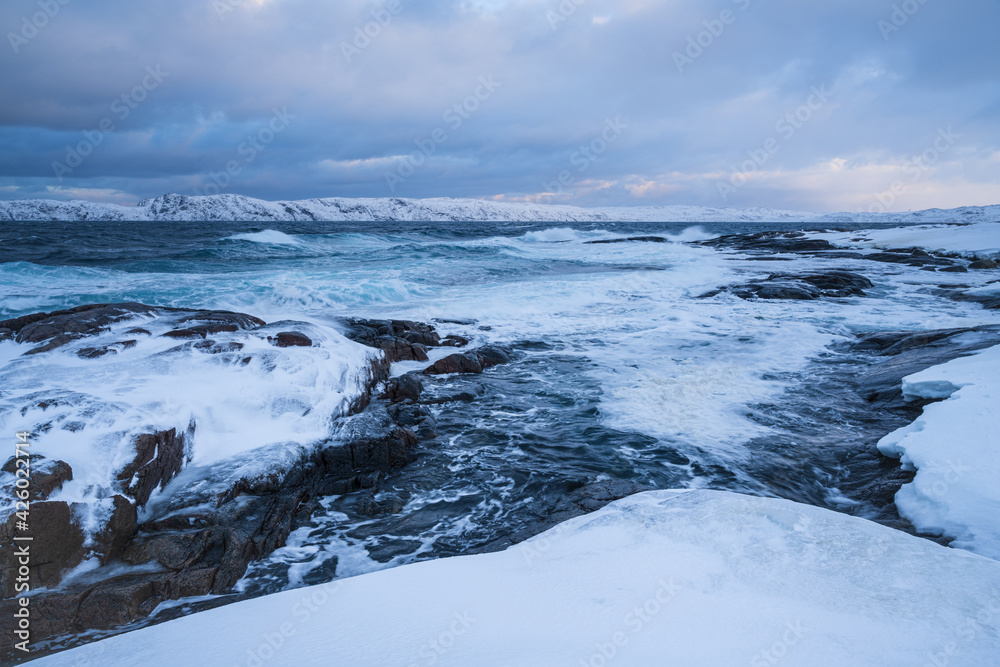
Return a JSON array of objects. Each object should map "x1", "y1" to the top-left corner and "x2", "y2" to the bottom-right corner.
[{"x1": 2, "y1": 219, "x2": 995, "y2": 612}]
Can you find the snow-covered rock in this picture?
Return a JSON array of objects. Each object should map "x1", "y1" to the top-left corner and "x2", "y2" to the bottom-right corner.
[
  {"x1": 1, "y1": 192, "x2": 999, "y2": 223},
  {"x1": 34, "y1": 490, "x2": 1000, "y2": 666},
  {"x1": 814, "y1": 222, "x2": 1000, "y2": 260},
  {"x1": 879, "y1": 344, "x2": 1000, "y2": 560}
]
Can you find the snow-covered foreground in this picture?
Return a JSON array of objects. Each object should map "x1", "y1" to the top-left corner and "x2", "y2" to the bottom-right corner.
[
  {"x1": 816, "y1": 222, "x2": 1000, "y2": 259},
  {"x1": 879, "y1": 345, "x2": 1000, "y2": 561},
  {"x1": 37, "y1": 490, "x2": 1000, "y2": 667},
  {"x1": 1, "y1": 192, "x2": 999, "y2": 223}
]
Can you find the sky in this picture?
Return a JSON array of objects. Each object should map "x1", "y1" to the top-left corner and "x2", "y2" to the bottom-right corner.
[{"x1": 1, "y1": 0, "x2": 999, "y2": 212}]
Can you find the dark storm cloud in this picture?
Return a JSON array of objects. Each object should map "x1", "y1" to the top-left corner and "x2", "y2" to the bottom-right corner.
[{"x1": 0, "y1": 0, "x2": 998, "y2": 210}]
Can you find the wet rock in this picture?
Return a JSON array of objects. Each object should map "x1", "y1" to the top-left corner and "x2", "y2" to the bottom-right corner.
[
  {"x1": 335, "y1": 317, "x2": 446, "y2": 362},
  {"x1": 116, "y1": 428, "x2": 188, "y2": 507},
  {"x1": 2, "y1": 455, "x2": 73, "y2": 499},
  {"x1": 433, "y1": 318, "x2": 477, "y2": 326},
  {"x1": 441, "y1": 334, "x2": 471, "y2": 347},
  {"x1": 0, "y1": 501, "x2": 85, "y2": 598},
  {"x1": 0, "y1": 568, "x2": 221, "y2": 641},
  {"x1": 468, "y1": 479, "x2": 651, "y2": 555},
  {"x1": 163, "y1": 323, "x2": 239, "y2": 339},
  {"x1": 586, "y1": 236, "x2": 667, "y2": 244},
  {"x1": 717, "y1": 270, "x2": 873, "y2": 301},
  {"x1": 77, "y1": 339, "x2": 138, "y2": 359},
  {"x1": 271, "y1": 331, "x2": 313, "y2": 348},
  {"x1": 0, "y1": 303, "x2": 159, "y2": 346},
  {"x1": 350, "y1": 492, "x2": 406, "y2": 518},
  {"x1": 387, "y1": 403, "x2": 438, "y2": 439},
  {"x1": 93, "y1": 495, "x2": 139, "y2": 565},
  {"x1": 377, "y1": 336, "x2": 429, "y2": 362},
  {"x1": 938, "y1": 265, "x2": 968, "y2": 273},
  {"x1": 969, "y1": 259, "x2": 998, "y2": 269},
  {"x1": 0, "y1": 328, "x2": 12, "y2": 341},
  {"x1": 0, "y1": 304, "x2": 266, "y2": 356},
  {"x1": 423, "y1": 345, "x2": 514, "y2": 375},
  {"x1": 381, "y1": 373, "x2": 424, "y2": 403},
  {"x1": 175, "y1": 310, "x2": 265, "y2": 330},
  {"x1": 849, "y1": 325, "x2": 1000, "y2": 411},
  {"x1": 697, "y1": 231, "x2": 834, "y2": 253}
]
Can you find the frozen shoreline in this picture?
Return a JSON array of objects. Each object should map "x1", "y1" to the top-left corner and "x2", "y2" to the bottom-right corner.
[
  {"x1": 1, "y1": 192, "x2": 999, "y2": 223},
  {"x1": 33, "y1": 490, "x2": 1000, "y2": 667},
  {"x1": 879, "y1": 344, "x2": 1000, "y2": 560}
]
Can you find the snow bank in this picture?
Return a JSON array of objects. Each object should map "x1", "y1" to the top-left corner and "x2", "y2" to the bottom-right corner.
[
  {"x1": 1, "y1": 192, "x2": 999, "y2": 223},
  {"x1": 0, "y1": 316, "x2": 378, "y2": 531},
  {"x1": 36, "y1": 490, "x2": 1000, "y2": 666},
  {"x1": 878, "y1": 345, "x2": 1000, "y2": 559},
  {"x1": 816, "y1": 222, "x2": 1000, "y2": 259}
]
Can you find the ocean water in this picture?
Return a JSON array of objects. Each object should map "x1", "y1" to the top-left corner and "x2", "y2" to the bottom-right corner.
[{"x1": 2, "y1": 219, "x2": 998, "y2": 605}]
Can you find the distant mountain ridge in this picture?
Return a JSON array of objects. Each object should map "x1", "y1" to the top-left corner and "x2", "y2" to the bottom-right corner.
[{"x1": 1, "y1": 192, "x2": 998, "y2": 223}]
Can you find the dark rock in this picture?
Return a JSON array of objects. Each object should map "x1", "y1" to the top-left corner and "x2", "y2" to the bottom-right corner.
[
  {"x1": 467, "y1": 479, "x2": 651, "y2": 555},
  {"x1": 969, "y1": 259, "x2": 998, "y2": 269},
  {"x1": 2, "y1": 455, "x2": 73, "y2": 499},
  {"x1": 381, "y1": 373, "x2": 424, "y2": 403},
  {"x1": 377, "y1": 336, "x2": 429, "y2": 362},
  {"x1": 939, "y1": 265, "x2": 968, "y2": 273},
  {"x1": 433, "y1": 318, "x2": 477, "y2": 326},
  {"x1": 387, "y1": 403, "x2": 438, "y2": 439},
  {"x1": 271, "y1": 332, "x2": 313, "y2": 348},
  {"x1": 423, "y1": 345, "x2": 514, "y2": 375},
  {"x1": 797, "y1": 270, "x2": 874, "y2": 293},
  {"x1": 441, "y1": 334, "x2": 471, "y2": 347},
  {"x1": 724, "y1": 270, "x2": 873, "y2": 301},
  {"x1": 335, "y1": 317, "x2": 446, "y2": 362},
  {"x1": 739, "y1": 284, "x2": 820, "y2": 300},
  {"x1": 0, "y1": 303, "x2": 159, "y2": 346},
  {"x1": 175, "y1": 310, "x2": 265, "y2": 330},
  {"x1": 850, "y1": 325, "x2": 1000, "y2": 410},
  {"x1": 77, "y1": 339, "x2": 138, "y2": 359},
  {"x1": 163, "y1": 323, "x2": 239, "y2": 339},
  {"x1": 697, "y1": 231, "x2": 834, "y2": 253},
  {"x1": 586, "y1": 236, "x2": 667, "y2": 244},
  {"x1": 0, "y1": 304, "x2": 266, "y2": 358},
  {"x1": 1, "y1": 501, "x2": 85, "y2": 598},
  {"x1": 0, "y1": 328, "x2": 12, "y2": 341},
  {"x1": 349, "y1": 492, "x2": 406, "y2": 518},
  {"x1": 0, "y1": 568, "x2": 221, "y2": 642},
  {"x1": 90, "y1": 495, "x2": 138, "y2": 565},
  {"x1": 116, "y1": 428, "x2": 188, "y2": 507}
]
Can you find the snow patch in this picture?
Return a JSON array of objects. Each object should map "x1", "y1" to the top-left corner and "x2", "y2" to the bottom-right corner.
[
  {"x1": 878, "y1": 344, "x2": 1000, "y2": 559},
  {"x1": 34, "y1": 490, "x2": 1000, "y2": 666}
]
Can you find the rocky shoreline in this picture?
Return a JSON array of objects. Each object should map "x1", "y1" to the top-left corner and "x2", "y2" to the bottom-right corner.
[{"x1": 2, "y1": 228, "x2": 999, "y2": 662}]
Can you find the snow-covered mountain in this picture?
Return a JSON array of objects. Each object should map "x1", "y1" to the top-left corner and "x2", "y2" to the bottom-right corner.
[{"x1": 1, "y1": 192, "x2": 998, "y2": 223}]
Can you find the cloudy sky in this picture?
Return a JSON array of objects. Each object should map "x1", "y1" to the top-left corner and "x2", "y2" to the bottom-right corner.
[{"x1": 1, "y1": 0, "x2": 998, "y2": 211}]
